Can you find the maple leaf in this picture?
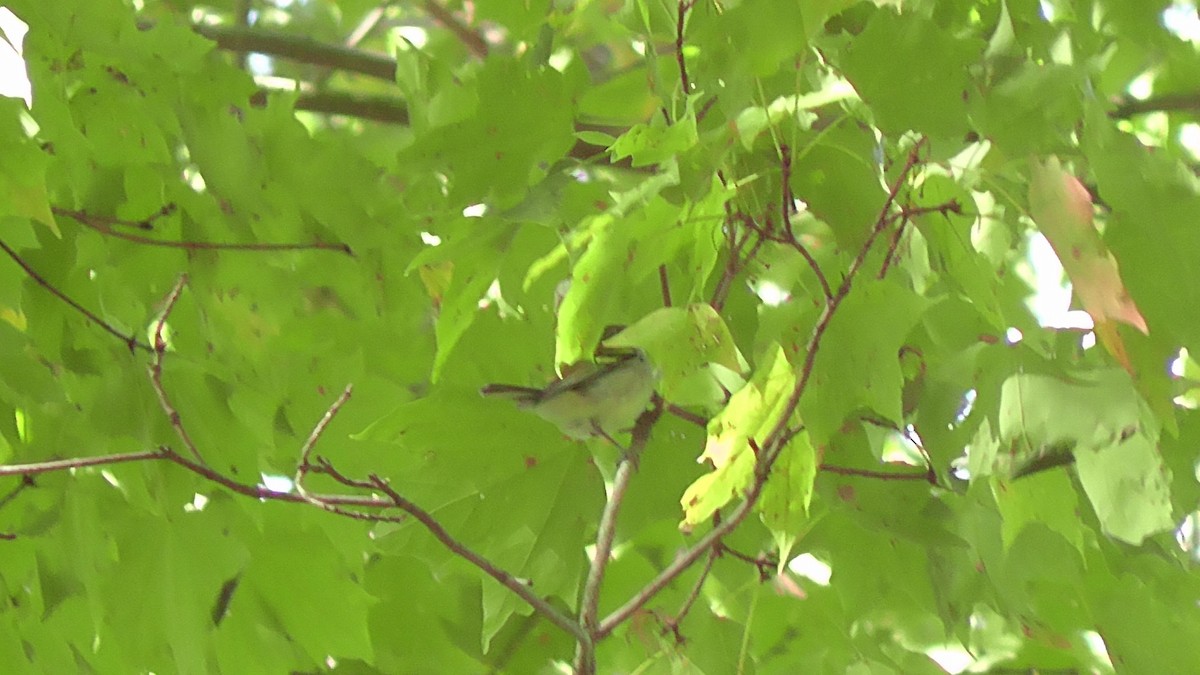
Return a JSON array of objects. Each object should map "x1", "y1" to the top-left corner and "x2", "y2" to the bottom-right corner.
[{"x1": 1028, "y1": 157, "x2": 1148, "y2": 370}]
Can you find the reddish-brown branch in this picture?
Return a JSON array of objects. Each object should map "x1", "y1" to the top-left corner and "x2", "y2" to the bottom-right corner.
[
  {"x1": 0, "y1": 446, "x2": 391, "y2": 507},
  {"x1": 666, "y1": 403, "x2": 708, "y2": 428},
  {"x1": 779, "y1": 145, "x2": 832, "y2": 300},
  {"x1": 368, "y1": 474, "x2": 589, "y2": 645},
  {"x1": 710, "y1": 210, "x2": 765, "y2": 312},
  {"x1": 309, "y1": 455, "x2": 379, "y2": 491},
  {"x1": 126, "y1": 270, "x2": 585, "y2": 645},
  {"x1": 294, "y1": 385, "x2": 359, "y2": 513},
  {"x1": 51, "y1": 205, "x2": 167, "y2": 230},
  {"x1": 576, "y1": 401, "x2": 663, "y2": 674},
  {"x1": 878, "y1": 200, "x2": 961, "y2": 279},
  {"x1": 675, "y1": 1, "x2": 693, "y2": 95},
  {"x1": 422, "y1": 0, "x2": 489, "y2": 59},
  {"x1": 658, "y1": 265, "x2": 672, "y2": 307},
  {"x1": 821, "y1": 463, "x2": 933, "y2": 482},
  {"x1": 148, "y1": 275, "x2": 205, "y2": 464},
  {"x1": 0, "y1": 238, "x2": 152, "y2": 353},
  {"x1": 192, "y1": 22, "x2": 398, "y2": 82},
  {"x1": 0, "y1": 475, "x2": 34, "y2": 511},
  {"x1": 55, "y1": 207, "x2": 352, "y2": 255},
  {"x1": 780, "y1": 144, "x2": 794, "y2": 239},
  {"x1": 877, "y1": 213, "x2": 911, "y2": 279},
  {"x1": 760, "y1": 138, "x2": 929, "y2": 470},
  {"x1": 662, "y1": 547, "x2": 718, "y2": 644}
]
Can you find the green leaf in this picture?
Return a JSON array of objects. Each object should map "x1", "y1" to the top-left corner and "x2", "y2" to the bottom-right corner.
[
  {"x1": 9, "y1": 1, "x2": 1200, "y2": 669},
  {"x1": 789, "y1": 123, "x2": 884, "y2": 250},
  {"x1": 608, "y1": 303, "x2": 745, "y2": 407},
  {"x1": 759, "y1": 428, "x2": 817, "y2": 564},
  {"x1": 991, "y1": 470, "x2": 1084, "y2": 556},
  {"x1": 681, "y1": 344, "x2": 795, "y2": 528},
  {"x1": 801, "y1": 279, "x2": 929, "y2": 444},
  {"x1": 837, "y1": 8, "x2": 981, "y2": 138},
  {"x1": 610, "y1": 111, "x2": 698, "y2": 167},
  {"x1": 1074, "y1": 431, "x2": 1174, "y2": 545}
]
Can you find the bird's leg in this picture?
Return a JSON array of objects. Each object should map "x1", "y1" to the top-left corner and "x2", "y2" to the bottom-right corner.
[
  {"x1": 591, "y1": 420, "x2": 626, "y2": 451},
  {"x1": 592, "y1": 420, "x2": 642, "y2": 470}
]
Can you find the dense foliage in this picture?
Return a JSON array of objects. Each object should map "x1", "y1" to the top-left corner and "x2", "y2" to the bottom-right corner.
[{"x1": 2, "y1": 0, "x2": 1199, "y2": 672}]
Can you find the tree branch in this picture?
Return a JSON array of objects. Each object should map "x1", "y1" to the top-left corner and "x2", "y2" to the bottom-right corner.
[
  {"x1": 821, "y1": 464, "x2": 934, "y2": 482},
  {"x1": 55, "y1": 207, "x2": 353, "y2": 256},
  {"x1": 658, "y1": 265, "x2": 672, "y2": 307},
  {"x1": 675, "y1": 1, "x2": 693, "y2": 95},
  {"x1": 661, "y1": 546, "x2": 717, "y2": 645},
  {"x1": 779, "y1": 143, "x2": 831, "y2": 300},
  {"x1": 575, "y1": 401, "x2": 663, "y2": 674},
  {"x1": 283, "y1": 90, "x2": 409, "y2": 125},
  {"x1": 0, "y1": 447, "x2": 392, "y2": 507},
  {"x1": 368, "y1": 474, "x2": 589, "y2": 646},
  {"x1": 878, "y1": 200, "x2": 962, "y2": 279},
  {"x1": 421, "y1": 0, "x2": 489, "y2": 59},
  {"x1": 193, "y1": 23, "x2": 398, "y2": 82},
  {"x1": 1112, "y1": 91, "x2": 1200, "y2": 118},
  {"x1": 148, "y1": 275, "x2": 205, "y2": 464},
  {"x1": 290, "y1": 386, "x2": 390, "y2": 524},
  {"x1": 345, "y1": 2, "x2": 393, "y2": 48},
  {"x1": 0, "y1": 238, "x2": 152, "y2": 353}
]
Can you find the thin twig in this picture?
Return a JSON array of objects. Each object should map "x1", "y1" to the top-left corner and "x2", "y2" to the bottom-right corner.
[
  {"x1": 597, "y1": 138, "x2": 929, "y2": 638},
  {"x1": 780, "y1": 144, "x2": 794, "y2": 240},
  {"x1": 675, "y1": 1, "x2": 693, "y2": 95},
  {"x1": 575, "y1": 402, "x2": 663, "y2": 674},
  {"x1": 710, "y1": 211, "x2": 765, "y2": 312},
  {"x1": 148, "y1": 275, "x2": 205, "y2": 464},
  {"x1": 310, "y1": 456, "x2": 380, "y2": 491},
  {"x1": 0, "y1": 238, "x2": 153, "y2": 353},
  {"x1": 662, "y1": 547, "x2": 718, "y2": 644},
  {"x1": 720, "y1": 545, "x2": 776, "y2": 575},
  {"x1": 0, "y1": 449, "x2": 164, "y2": 478},
  {"x1": 658, "y1": 265, "x2": 672, "y2": 307},
  {"x1": 579, "y1": 458, "x2": 635, "y2": 632},
  {"x1": 877, "y1": 213, "x2": 911, "y2": 279},
  {"x1": 51, "y1": 205, "x2": 169, "y2": 230},
  {"x1": 877, "y1": 200, "x2": 961, "y2": 279},
  {"x1": 1112, "y1": 91, "x2": 1200, "y2": 118},
  {"x1": 294, "y1": 385, "x2": 355, "y2": 506},
  {"x1": 56, "y1": 207, "x2": 352, "y2": 255},
  {"x1": 346, "y1": 2, "x2": 392, "y2": 48},
  {"x1": 164, "y1": 448, "x2": 393, "y2": 507},
  {"x1": 368, "y1": 474, "x2": 589, "y2": 645},
  {"x1": 422, "y1": 0, "x2": 489, "y2": 59},
  {"x1": 0, "y1": 446, "x2": 404, "y2": 506},
  {"x1": 779, "y1": 144, "x2": 832, "y2": 300},
  {"x1": 759, "y1": 138, "x2": 929, "y2": 470},
  {"x1": 709, "y1": 204, "x2": 743, "y2": 312},
  {"x1": 0, "y1": 475, "x2": 34, "y2": 510},
  {"x1": 820, "y1": 464, "x2": 933, "y2": 482},
  {"x1": 666, "y1": 403, "x2": 707, "y2": 428},
  {"x1": 192, "y1": 23, "x2": 399, "y2": 82},
  {"x1": 286, "y1": 388, "x2": 409, "y2": 523}
]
